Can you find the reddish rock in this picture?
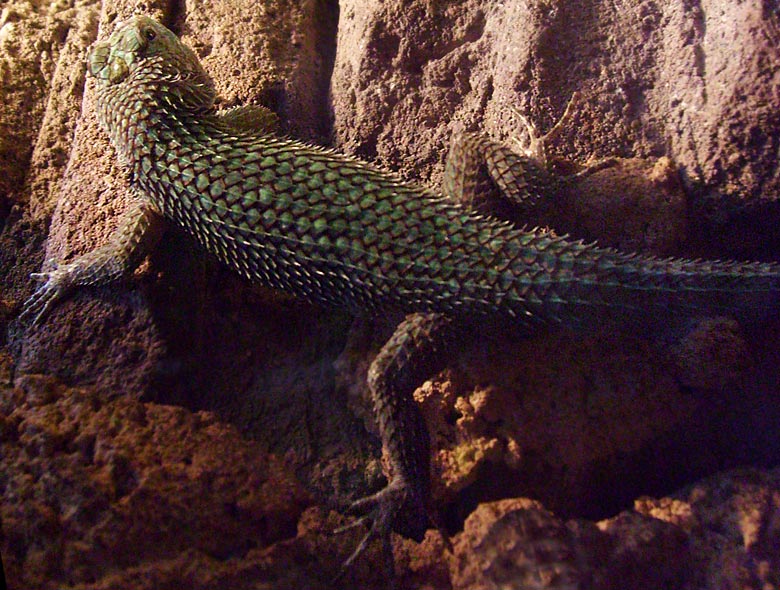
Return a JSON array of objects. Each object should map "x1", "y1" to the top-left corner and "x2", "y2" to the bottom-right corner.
[
  {"x1": 447, "y1": 469, "x2": 780, "y2": 590},
  {"x1": 1, "y1": 375, "x2": 311, "y2": 589}
]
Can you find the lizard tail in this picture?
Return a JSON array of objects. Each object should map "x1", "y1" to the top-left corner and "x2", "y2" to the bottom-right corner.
[{"x1": 496, "y1": 229, "x2": 780, "y2": 329}]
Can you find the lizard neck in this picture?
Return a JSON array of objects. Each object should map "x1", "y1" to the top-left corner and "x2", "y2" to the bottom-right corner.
[
  {"x1": 93, "y1": 55, "x2": 217, "y2": 175},
  {"x1": 94, "y1": 79, "x2": 218, "y2": 199},
  {"x1": 94, "y1": 82, "x2": 160, "y2": 169}
]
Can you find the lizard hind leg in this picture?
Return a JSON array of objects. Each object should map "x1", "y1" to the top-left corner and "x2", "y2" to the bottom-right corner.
[
  {"x1": 442, "y1": 130, "x2": 556, "y2": 217},
  {"x1": 340, "y1": 312, "x2": 458, "y2": 577},
  {"x1": 511, "y1": 91, "x2": 623, "y2": 183},
  {"x1": 442, "y1": 93, "x2": 584, "y2": 217}
]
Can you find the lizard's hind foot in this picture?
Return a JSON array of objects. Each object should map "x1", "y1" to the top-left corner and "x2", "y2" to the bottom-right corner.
[{"x1": 333, "y1": 474, "x2": 434, "y2": 586}]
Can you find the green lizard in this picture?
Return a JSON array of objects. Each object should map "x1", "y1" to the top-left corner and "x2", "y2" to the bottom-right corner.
[{"x1": 20, "y1": 15, "x2": 780, "y2": 577}]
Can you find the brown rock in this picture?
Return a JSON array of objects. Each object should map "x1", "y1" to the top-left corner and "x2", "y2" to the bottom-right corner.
[
  {"x1": 552, "y1": 156, "x2": 688, "y2": 256},
  {"x1": 631, "y1": 468, "x2": 780, "y2": 590},
  {"x1": 418, "y1": 328, "x2": 701, "y2": 514},
  {"x1": 1, "y1": 377, "x2": 311, "y2": 589},
  {"x1": 450, "y1": 498, "x2": 601, "y2": 590},
  {"x1": 446, "y1": 469, "x2": 780, "y2": 590}
]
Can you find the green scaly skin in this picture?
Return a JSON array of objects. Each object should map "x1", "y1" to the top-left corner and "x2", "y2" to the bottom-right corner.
[
  {"x1": 20, "y1": 16, "x2": 780, "y2": 576},
  {"x1": 85, "y1": 21, "x2": 779, "y2": 325}
]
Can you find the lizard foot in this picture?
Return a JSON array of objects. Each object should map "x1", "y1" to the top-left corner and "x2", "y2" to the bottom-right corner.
[
  {"x1": 510, "y1": 91, "x2": 582, "y2": 165},
  {"x1": 333, "y1": 475, "x2": 452, "y2": 586},
  {"x1": 333, "y1": 476, "x2": 428, "y2": 582},
  {"x1": 18, "y1": 266, "x2": 74, "y2": 326}
]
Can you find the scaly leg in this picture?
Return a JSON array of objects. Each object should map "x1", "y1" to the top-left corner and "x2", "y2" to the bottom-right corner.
[
  {"x1": 342, "y1": 313, "x2": 458, "y2": 576},
  {"x1": 443, "y1": 130, "x2": 558, "y2": 214},
  {"x1": 442, "y1": 94, "x2": 584, "y2": 216},
  {"x1": 20, "y1": 200, "x2": 166, "y2": 325},
  {"x1": 341, "y1": 102, "x2": 587, "y2": 574}
]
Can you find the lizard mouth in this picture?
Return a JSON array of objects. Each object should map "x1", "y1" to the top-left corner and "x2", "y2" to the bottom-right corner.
[
  {"x1": 87, "y1": 20, "x2": 148, "y2": 84},
  {"x1": 87, "y1": 41, "x2": 114, "y2": 82},
  {"x1": 87, "y1": 38, "x2": 132, "y2": 84}
]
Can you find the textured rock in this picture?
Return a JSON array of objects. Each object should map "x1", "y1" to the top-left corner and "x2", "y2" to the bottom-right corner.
[
  {"x1": 1, "y1": 375, "x2": 311, "y2": 589},
  {"x1": 448, "y1": 469, "x2": 780, "y2": 590},
  {"x1": 2, "y1": 0, "x2": 780, "y2": 589}
]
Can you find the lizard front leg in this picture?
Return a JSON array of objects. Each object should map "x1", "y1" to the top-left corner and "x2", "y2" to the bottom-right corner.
[
  {"x1": 213, "y1": 103, "x2": 280, "y2": 135},
  {"x1": 20, "y1": 200, "x2": 166, "y2": 325}
]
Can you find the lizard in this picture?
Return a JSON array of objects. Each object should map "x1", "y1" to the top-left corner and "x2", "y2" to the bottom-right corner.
[{"x1": 19, "y1": 15, "x2": 780, "y2": 577}]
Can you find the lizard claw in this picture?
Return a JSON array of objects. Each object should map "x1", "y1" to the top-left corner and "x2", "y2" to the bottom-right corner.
[
  {"x1": 332, "y1": 476, "x2": 429, "y2": 584},
  {"x1": 18, "y1": 266, "x2": 73, "y2": 326}
]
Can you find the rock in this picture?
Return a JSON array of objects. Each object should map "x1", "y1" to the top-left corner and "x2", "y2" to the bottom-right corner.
[
  {"x1": 0, "y1": 377, "x2": 311, "y2": 589},
  {"x1": 446, "y1": 469, "x2": 780, "y2": 590}
]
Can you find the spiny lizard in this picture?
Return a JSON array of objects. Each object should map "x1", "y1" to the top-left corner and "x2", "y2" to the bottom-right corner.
[{"x1": 20, "y1": 15, "x2": 780, "y2": 577}]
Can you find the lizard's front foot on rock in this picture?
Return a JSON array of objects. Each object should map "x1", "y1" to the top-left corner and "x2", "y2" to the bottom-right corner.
[{"x1": 19, "y1": 266, "x2": 74, "y2": 326}]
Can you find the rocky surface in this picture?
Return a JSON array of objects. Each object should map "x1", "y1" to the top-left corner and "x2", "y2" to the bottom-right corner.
[{"x1": 2, "y1": 0, "x2": 780, "y2": 589}]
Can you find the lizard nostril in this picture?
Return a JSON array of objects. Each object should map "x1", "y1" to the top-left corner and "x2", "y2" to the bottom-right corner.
[{"x1": 86, "y1": 44, "x2": 109, "y2": 77}]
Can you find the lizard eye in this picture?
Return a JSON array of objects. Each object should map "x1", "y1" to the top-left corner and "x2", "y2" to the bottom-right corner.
[{"x1": 144, "y1": 28, "x2": 156, "y2": 41}]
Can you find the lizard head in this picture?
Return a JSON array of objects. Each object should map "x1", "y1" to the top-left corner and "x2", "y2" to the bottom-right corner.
[{"x1": 87, "y1": 16, "x2": 216, "y2": 113}]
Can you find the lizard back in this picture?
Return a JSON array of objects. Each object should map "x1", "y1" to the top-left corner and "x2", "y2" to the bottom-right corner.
[{"x1": 90, "y1": 16, "x2": 780, "y2": 329}]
